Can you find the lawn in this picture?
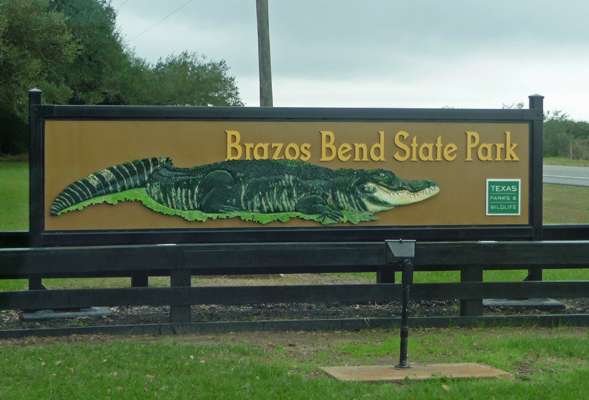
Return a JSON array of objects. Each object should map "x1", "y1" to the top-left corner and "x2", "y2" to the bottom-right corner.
[
  {"x1": 0, "y1": 161, "x2": 28, "y2": 230},
  {"x1": 544, "y1": 183, "x2": 589, "y2": 224},
  {"x1": 543, "y1": 157, "x2": 589, "y2": 167},
  {"x1": 0, "y1": 327, "x2": 587, "y2": 399}
]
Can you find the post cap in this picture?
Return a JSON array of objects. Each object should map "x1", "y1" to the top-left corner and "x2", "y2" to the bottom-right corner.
[{"x1": 385, "y1": 239, "x2": 416, "y2": 263}]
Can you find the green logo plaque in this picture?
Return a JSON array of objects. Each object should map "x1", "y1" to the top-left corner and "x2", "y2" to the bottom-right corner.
[{"x1": 486, "y1": 179, "x2": 521, "y2": 216}]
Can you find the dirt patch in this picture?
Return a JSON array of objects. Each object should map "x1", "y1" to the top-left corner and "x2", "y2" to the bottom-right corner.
[
  {"x1": 2, "y1": 326, "x2": 587, "y2": 370},
  {"x1": 514, "y1": 363, "x2": 540, "y2": 376}
]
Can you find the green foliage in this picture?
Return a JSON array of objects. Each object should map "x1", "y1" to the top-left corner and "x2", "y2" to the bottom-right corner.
[
  {"x1": 0, "y1": 0, "x2": 243, "y2": 154},
  {"x1": 502, "y1": 102, "x2": 524, "y2": 110},
  {"x1": 0, "y1": 112, "x2": 28, "y2": 154},
  {"x1": 501, "y1": 104, "x2": 589, "y2": 159},
  {"x1": 48, "y1": 0, "x2": 129, "y2": 105},
  {"x1": 128, "y1": 52, "x2": 244, "y2": 107},
  {"x1": 544, "y1": 111, "x2": 573, "y2": 157},
  {"x1": 502, "y1": 103, "x2": 589, "y2": 159},
  {"x1": 543, "y1": 111, "x2": 589, "y2": 159},
  {"x1": 0, "y1": 0, "x2": 80, "y2": 153},
  {"x1": 45, "y1": 1, "x2": 243, "y2": 108},
  {"x1": 0, "y1": 0, "x2": 79, "y2": 118}
]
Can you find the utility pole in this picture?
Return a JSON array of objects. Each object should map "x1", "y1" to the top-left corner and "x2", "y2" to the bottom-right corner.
[{"x1": 256, "y1": 0, "x2": 273, "y2": 107}]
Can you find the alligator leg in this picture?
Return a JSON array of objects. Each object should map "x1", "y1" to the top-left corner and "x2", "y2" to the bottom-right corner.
[
  {"x1": 199, "y1": 170, "x2": 239, "y2": 213},
  {"x1": 295, "y1": 195, "x2": 344, "y2": 222}
]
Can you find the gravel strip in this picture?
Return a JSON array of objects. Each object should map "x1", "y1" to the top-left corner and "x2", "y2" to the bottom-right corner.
[
  {"x1": 2, "y1": 298, "x2": 589, "y2": 331},
  {"x1": 1, "y1": 274, "x2": 588, "y2": 331}
]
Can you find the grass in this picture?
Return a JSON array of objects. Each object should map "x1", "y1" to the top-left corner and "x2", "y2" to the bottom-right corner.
[
  {"x1": 0, "y1": 153, "x2": 28, "y2": 162},
  {"x1": 0, "y1": 327, "x2": 587, "y2": 399},
  {"x1": 0, "y1": 161, "x2": 28, "y2": 230},
  {"x1": 544, "y1": 184, "x2": 589, "y2": 223},
  {"x1": 0, "y1": 276, "x2": 174, "y2": 293},
  {"x1": 347, "y1": 268, "x2": 589, "y2": 284},
  {"x1": 543, "y1": 157, "x2": 589, "y2": 167}
]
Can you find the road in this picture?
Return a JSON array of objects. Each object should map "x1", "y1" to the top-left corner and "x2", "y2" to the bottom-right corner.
[{"x1": 543, "y1": 165, "x2": 589, "y2": 187}]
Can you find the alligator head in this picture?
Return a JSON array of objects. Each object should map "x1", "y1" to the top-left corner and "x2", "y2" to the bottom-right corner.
[{"x1": 357, "y1": 169, "x2": 440, "y2": 213}]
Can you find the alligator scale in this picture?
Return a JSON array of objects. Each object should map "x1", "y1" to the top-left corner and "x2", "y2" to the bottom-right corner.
[{"x1": 51, "y1": 158, "x2": 440, "y2": 225}]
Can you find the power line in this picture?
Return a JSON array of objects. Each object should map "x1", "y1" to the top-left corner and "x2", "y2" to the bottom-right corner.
[
  {"x1": 127, "y1": 0, "x2": 193, "y2": 43},
  {"x1": 116, "y1": 0, "x2": 131, "y2": 11}
]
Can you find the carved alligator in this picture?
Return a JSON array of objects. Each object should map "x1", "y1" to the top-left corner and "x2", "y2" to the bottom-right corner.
[{"x1": 51, "y1": 158, "x2": 440, "y2": 224}]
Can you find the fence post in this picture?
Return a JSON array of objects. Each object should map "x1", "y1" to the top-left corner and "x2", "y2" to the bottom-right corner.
[
  {"x1": 528, "y1": 94, "x2": 545, "y2": 282},
  {"x1": 131, "y1": 271, "x2": 149, "y2": 288},
  {"x1": 28, "y1": 89, "x2": 43, "y2": 291},
  {"x1": 460, "y1": 266, "x2": 483, "y2": 316},
  {"x1": 170, "y1": 269, "x2": 191, "y2": 323},
  {"x1": 376, "y1": 265, "x2": 395, "y2": 283}
]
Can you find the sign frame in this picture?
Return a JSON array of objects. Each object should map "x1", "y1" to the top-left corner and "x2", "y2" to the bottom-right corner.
[{"x1": 28, "y1": 91, "x2": 544, "y2": 247}]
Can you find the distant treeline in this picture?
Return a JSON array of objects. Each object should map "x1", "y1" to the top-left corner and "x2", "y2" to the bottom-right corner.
[
  {"x1": 0, "y1": 0, "x2": 243, "y2": 154},
  {"x1": 544, "y1": 111, "x2": 589, "y2": 160}
]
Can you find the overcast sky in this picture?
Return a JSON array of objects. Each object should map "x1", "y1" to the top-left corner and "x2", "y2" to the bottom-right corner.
[{"x1": 112, "y1": 0, "x2": 589, "y2": 121}]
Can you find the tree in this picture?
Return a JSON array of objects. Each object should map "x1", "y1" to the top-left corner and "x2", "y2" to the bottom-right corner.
[
  {"x1": 499, "y1": 104, "x2": 589, "y2": 158},
  {"x1": 0, "y1": 0, "x2": 79, "y2": 153},
  {"x1": 543, "y1": 111, "x2": 572, "y2": 157},
  {"x1": 48, "y1": 0, "x2": 130, "y2": 105},
  {"x1": 543, "y1": 111, "x2": 589, "y2": 159},
  {"x1": 0, "y1": 0, "x2": 79, "y2": 118},
  {"x1": 502, "y1": 102, "x2": 524, "y2": 110},
  {"x1": 46, "y1": 2, "x2": 243, "y2": 107},
  {"x1": 123, "y1": 52, "x2": 243, "y2": 107},
  {"x1": 0, "y1": 0, "x2": 243, "y2": 154}
]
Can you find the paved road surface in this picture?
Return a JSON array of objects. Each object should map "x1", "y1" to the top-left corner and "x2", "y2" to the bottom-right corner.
[{"x1": 543, "y1": 165, "x2": 589, "y2": 187}]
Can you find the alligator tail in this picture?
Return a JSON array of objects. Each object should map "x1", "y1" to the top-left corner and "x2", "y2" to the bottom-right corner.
[{"x1": 50, "y1": 157, "x2": 172, "y2": 216}]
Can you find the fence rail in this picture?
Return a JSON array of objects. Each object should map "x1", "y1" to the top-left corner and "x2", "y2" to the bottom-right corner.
[
  {"x1": 1, "y1": 281, "x2": 588, "y2": 312},
  {"x1": 2, "y1": 235, "x2": 589, "y2": 337},
  {"x1": 0, "y1": 241, "x2": 588, "y2": 316},
  {"x1": 3, "y1": 240, "x2": 589, "y2": 277}
]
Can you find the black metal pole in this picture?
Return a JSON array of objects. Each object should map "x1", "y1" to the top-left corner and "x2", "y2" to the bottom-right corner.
[{"x1": 396, "y1": 259, "x2": 412, "y2": 369}]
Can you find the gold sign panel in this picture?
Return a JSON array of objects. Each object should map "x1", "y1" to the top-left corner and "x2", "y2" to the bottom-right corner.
[{"x1": 44, "y1": 120, "x2": 529, "y2": 231}]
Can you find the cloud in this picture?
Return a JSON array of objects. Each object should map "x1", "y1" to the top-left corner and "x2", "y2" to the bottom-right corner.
[{"x1": 113, "y1": 0, "x2": 589, "y2": 120}]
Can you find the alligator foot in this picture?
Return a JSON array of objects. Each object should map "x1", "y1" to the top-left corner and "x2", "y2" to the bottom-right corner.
[
  {"x1": 199, "y1": 170, "x2": 235, "y2": 213},
  {"x1": 296, "y1": 195, "x2": 344, "y2": 223},
  {"x1": 318, "y1": 208, "x2": 345, "y2": 223},
  {"x1": 217, "y1": 205, "x2": 239, "y2": 213}
]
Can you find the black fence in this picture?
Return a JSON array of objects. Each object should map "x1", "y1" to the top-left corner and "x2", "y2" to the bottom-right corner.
[{"x1": 1, "y1": 237, "x2": 589, "y2": 338}]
